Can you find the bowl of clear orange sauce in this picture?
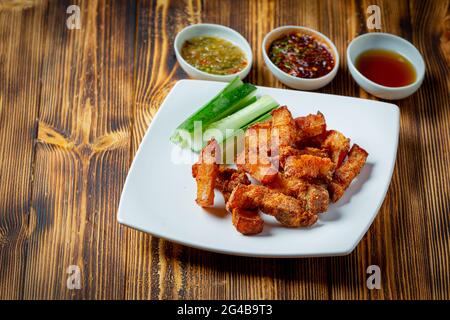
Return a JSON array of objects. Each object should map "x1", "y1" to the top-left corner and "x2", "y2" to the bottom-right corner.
[{"x1": 347, "y1": 33, "x2": 425, "y2": 100}]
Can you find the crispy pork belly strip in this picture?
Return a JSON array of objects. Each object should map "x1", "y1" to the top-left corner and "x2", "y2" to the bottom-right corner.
[
  {"x1": 267, "y1": 173, "x2": 329, "y2": 214},
  {"x1": 271, "y1": 106, "x2": 298, "y2": 149},
  {"x1": 300, "y1": 147, "x2": 330, "y2": 158},
  {"x1": 192, "y1": 139, "x2": 220, "y2": 207},
  {"x1": 248, "y1": 121, "x2": 272, "y2": 134},
  {"x1": 329, "y1": 144, "x2": 369, "y2": 202},
  {"x1": 232, "y1": 208, "x2": 264, "y2": 235},
  {"x1": 248, "y1": 121, "x2": 272, "y2": 157},
  {"x1": 264, "y1": 173, "x2": 302, "y2": 196},
  {"x1": 236, "y1": 121, "x2": 278, "y2": 184},
  {"x1": 244, "y1": 121, "x2": 272, "y2": 156},
  {"x1": 236, "y1": 162, "x2": 277, "y2": 184},
  {"x1": 304, "y1": 183, "x2": 329, "y2": 214},
  {"x1": 215, "y1": 165, "x2": 250, "y2": 203},
  {"x1": 193, "y1": 165, "x2": 251, "y2": 203},
  {"x1": 296, "y1": 131, "x2": 328, "y2": 150},
  {"x1": 276, "y1": 146, "x2": 301, "y2": 169},
  {"x1": 275, "y1": 146, "x2": 330, "y2": 170},
  {"x1": 321, "y1": 130, "x2": 350, "y2": 167},
  {"x1": 295, "y1": 112, "x2": 326, "y2": 140},
  {"x1": 284, "y1": 154, "x2": 335, "y2": 182},
  {"x1": 227, "y1": 185, "x2": 317, "y2": 227}
]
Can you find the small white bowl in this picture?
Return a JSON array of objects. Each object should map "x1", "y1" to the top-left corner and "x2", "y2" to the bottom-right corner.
[
  {"x1": 347, "y1": 33, "x2": 425, "y2": 100},
  {"x1": 174, "y1": 24, "x2": 253, "y2": 82},
  {"x1": 262, "y1": 26, "x2": 340, "y2": 90}
]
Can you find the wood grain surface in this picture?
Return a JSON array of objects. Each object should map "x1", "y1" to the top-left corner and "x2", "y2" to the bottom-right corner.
[{"x1": 0, "y1": 0, "x2": 448, "y2": 300}]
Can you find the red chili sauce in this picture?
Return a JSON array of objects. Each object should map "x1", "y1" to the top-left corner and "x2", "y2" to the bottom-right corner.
[{"x1": 268, "y1": 33, "x2": 335, "y2": 79}]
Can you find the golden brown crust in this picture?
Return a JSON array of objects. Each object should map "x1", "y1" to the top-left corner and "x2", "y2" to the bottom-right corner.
[
  {"x1": 274, "y1": 209, "x2": 318, "y2": 228},
  {"x1": 276, "y1": 146, "x2": 301, "y2": 169},
  {"x1": 328, "y1": 182, "x2": 345, "y2": 203},
  {"x1": 236, "y1": 153, "x2": 278, "y2": 184},
  {"x1": 231, "y1": 208, "x2": 264, "y2": 235},
  {"x1": 296, "y1": 132, "x2": 327, "y2": 149},
  {"x1": 274, "y1": 146, "x2": 329, "y2": 170},
  {"x1": 303, "y1": 183, "x2": 329, "y2": 214},
  {"x1": 284, "y1": 154, "x2": 335, "y2": 182},
  {"x1": 227, "y1": 184, "x2": 318, "y2": 227},
  {"x1": 226, "y1": 184, "x2": 261, "y2": 211},
  {"x1": 271, "y1": 106, "x2": 298, "y2": 149},
  {"x1": 237, "y1": 125, "x2": 278, "y2": 184},
  {"x1": 295, "y1": 112, "x2": 327, "y2": 140},
  {"x1": 192, "y1": 107, "x2": 368, "y2": 235},
  {"x1": 248, "y1": 120, "x2": 272, "y2": 131},
  {"x1": 299, "y1": 147, "x2": 330, "y2": 159},
  {"x1": 246, "y1": 121, "x2": 272, "y2": 156},
  {"x1": 321, "y1": 130, "x2": 350, "y2": 167},
  {"x1": 193, "y1": 139, "x2": 220, "y2": 207},
  {"x1": 266, "y1": 173, "x2": 329, "y2": 214},
  {"x1": 271, "y1": 146, "x2": 329, "y2": 169},
  {"x1": 215, "y1": 165, "x2": 250, "y2": 203},
  {"x1": 329, "y1": 144, "x2": 369, "y2": 202}
]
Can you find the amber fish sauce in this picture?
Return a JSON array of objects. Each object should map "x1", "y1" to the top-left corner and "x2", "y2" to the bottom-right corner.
[{"x1": 355, "y1": 49, "x2": 416, "y2": 87}]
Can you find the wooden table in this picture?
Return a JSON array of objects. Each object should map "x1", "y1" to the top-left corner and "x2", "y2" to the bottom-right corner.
[{"x1": 0, "y1": 0, "x2": 448, "y2": 300}]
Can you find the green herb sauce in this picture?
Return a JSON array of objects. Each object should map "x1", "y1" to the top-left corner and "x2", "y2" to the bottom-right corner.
[{"x1": 181, "y1": 36, "x2": 248, "y2": 75}]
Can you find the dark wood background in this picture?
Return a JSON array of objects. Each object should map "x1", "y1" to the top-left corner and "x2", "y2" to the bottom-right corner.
[{"x1": 0, "y1": 0, "x2": 448, "y2": 300}]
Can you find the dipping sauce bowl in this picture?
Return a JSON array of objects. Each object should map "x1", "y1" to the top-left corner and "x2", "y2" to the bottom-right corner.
[
  {"x1": 262, "y1": 26, "x2": 340, "y2": 91},
  {"x1": 347, "y1": 32, "x2": 425, "y2": 100},
  {"x1": 174, "y1": 24, "x2": 253, "y2": 82}
]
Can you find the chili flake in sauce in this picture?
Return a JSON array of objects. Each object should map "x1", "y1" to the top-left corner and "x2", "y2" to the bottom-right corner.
[
  {"x1": 181, "y1": 36, "x2": 247, "y2": 75},
  {"x1": 268, "y1": 33, "x2": 335, "y2": 78}
]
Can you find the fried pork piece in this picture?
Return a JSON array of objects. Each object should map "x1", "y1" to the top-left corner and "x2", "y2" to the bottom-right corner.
[
  {"x1": 227, "y1": 185, "x2": 318, "y2": 227},
  {"x1": 297, "y1": 132, "x2": 327, "y2": 149},
  {"x1": 236, "y1": 122, "x2": 278, "y2": 184},
  {"x1": 304, "y1": 183, "x2": 329, "y2": 214},
  {"x1": 276, "y1": 146, "x2": 301, "y2": 169},
  {"x1": 267, "y1": 173, "x2": 329, "y2": 214},
  {"x1": 247, "y1": 121, "x2": 272, "y2": 156},
  {"x1": 232, "y1": 208, "x2": 264, "y2": 235},
  {"x1": 215, "y1": 165, "x2": 251, "y2": 203},
  {"x1": 271, "y1": 106, "x2": 298, "y2": 149},
  {"x1": 321, "y1": 130, "x2": 350, "y2": 167},
  {"x1": 192, "y1": 139, "x2": 220, "y2": 207},
  {"x1": 329, "y1": 144, "x2": 369, "y2": 202},
  {"x1": 249, "y1": 120, "x2": 272, "y2": 134},
  {"x1": 295, "y1": 112, "x2": 327, "y2": 140},
  {"x1": 274, "y1": 145, "x2": 330, "y2": 170},
  {"x1": 300, "y1": 147, "x2": 330, "y2": 158},
  {"x1": 284, "y1": 154, "x2": 335, "y2": 182},
  {"x1": 237, "y1": 151, "x2": 278, "y2": 184}
]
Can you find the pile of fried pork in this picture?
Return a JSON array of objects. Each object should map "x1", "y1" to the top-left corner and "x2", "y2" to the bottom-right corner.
[{"x1": 192, "y1": 106, "x2": 368, "y2": 235}]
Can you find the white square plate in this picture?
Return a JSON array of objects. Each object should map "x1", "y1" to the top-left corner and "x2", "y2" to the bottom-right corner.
[{"x1": 118, "y1": 80, "x2": 399, "y2": 257}]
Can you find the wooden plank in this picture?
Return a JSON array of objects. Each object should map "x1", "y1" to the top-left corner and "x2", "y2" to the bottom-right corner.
[
  {"x1": 327, "y1": 0, "x2": 417, "y2": 300},
  {"x1": 341, "y1": 0, "x2": 450, "y2": 300},
  {"x1": 407, "y1": 0, "x2": 450, "y2": 299},
  {"x1": 23, "y1": 0, "x2": 136, "y2": 299},
  {"x1": 0, "y1": 1, "x2": 47, "y2": 300},
  {"x1": 366, "y1": 0, "x2": 423, "y2": 300},
  {"x1": 125, "y1": 0, "x2": 190, "y2": 300}
]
